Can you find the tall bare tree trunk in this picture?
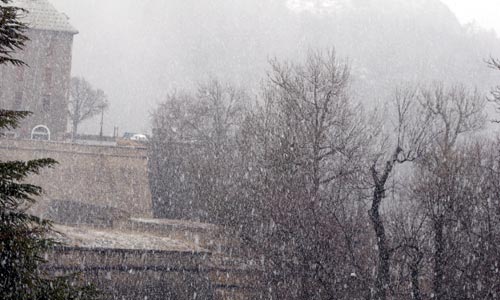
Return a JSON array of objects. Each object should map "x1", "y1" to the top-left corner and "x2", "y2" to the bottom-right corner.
[
  {"x1": 369, "y1": 148, "x2": 401, "y2": 300},
  {"x1": 72, "y1": 120, "x2": 78, "y2": 141},
  {"x1": 370, "y1": 183, "x2": 391, "y2": 300}
]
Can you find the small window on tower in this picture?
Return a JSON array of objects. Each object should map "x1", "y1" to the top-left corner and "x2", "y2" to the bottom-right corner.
[
  {"x1": 44, "y1": 68, "x2": 52, "y2": 88},
  {"x1": 14, "y1": 91, "x2": 23, "y2": 109},
  {"x1": 42, "y1": 95, "x2": 50, "y2": 112}
]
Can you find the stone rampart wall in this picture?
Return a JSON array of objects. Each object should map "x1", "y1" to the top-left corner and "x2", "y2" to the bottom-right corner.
[{"x1": 0, "y1": 139, "x2": 152, "y2": 218}]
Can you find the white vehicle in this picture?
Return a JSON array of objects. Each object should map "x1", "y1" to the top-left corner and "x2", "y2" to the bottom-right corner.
[{"x1": 130, "y1": 134, "x2": 148, "y2": 142}]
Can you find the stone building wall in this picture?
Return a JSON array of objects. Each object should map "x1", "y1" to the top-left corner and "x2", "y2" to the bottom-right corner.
[
  {"x1": 0, "y1": 29, "x2": 75, "y2": 138},
  {"x1": 0, "y1": 0, "x2": 77, "y2": 139}
]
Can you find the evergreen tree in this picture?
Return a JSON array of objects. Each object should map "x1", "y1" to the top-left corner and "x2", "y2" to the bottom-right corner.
[
  {"x1": 1, "y1": 1, "x2": 99, "y2": 299},
  {"x1": 0, "y1": 140, "x2": 99, "y2": 299},
  {"x1": 0, "y1": 0, "x2": 28, "y2": 66}
]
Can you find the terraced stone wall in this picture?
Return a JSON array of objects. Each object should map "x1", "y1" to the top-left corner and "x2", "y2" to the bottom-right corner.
[{"x1": 46, "y1": 247, "x2": 263, "y2": 300}]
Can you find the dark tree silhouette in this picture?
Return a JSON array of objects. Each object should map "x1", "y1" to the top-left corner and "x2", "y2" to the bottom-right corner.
[{"x1": 0, "y1": 0, "x2": 27, "y2": 66}]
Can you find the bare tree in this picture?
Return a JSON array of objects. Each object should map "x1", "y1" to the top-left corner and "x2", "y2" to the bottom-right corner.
[
  {"x1": 413, "y1": 84, "x2": 485, "y2": 300},
  {"x1": 150, "y1": 79, "x2": 247, "y2": 222},
  {"x1": 389, "y1": 198, "x2": 429, "y2": 300},
  {"x1": 465, "y1": 141, "x2": 500, "y2": 298},
  {"x1": 407, "y1": 139, "x2": 500, "y2": 299},
  {"x1": 488, "y1": 57, "x2": 500, "y2": 122},
  {"x1": 368, "y1": 86, "x2": 433, "y2": 300},
  {"x1": 147, "y1": 48, "x2": 497, "y2": 300},
  {"x1": 68, "y1": 76, "x2": 109, "y2": 137},
  {"x1": 366, "y1": 83, "x2": 485, "y2": 300},
  {"x1": 233, "y1": 50, "x2": 377, "y2": 299}
]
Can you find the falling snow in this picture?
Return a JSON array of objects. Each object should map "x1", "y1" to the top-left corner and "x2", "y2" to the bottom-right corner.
[{"x1": 1, "y1": 0, "x2": 500, "y2": 299}]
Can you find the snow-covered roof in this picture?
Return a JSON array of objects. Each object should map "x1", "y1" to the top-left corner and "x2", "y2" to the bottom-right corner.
[
  {"x1": 52, "y1": 224, "x2": 209, "y2": 253},
  {"x1": 130, "y1": 218, "x2": 218, "y2": 231},
  {"x1": 11, "y1": 0, "x2": 78, "y2": 34}
]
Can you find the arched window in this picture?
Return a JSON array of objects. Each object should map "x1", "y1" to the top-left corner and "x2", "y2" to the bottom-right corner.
[{"x1": 31, "y1": 125, "x2": 51, "y2": 141}]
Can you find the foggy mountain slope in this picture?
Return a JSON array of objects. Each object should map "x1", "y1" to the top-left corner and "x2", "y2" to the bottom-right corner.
[
  {"x1": 52, "y1": 0, "x2": 500, "y2": 133},
  {"x1": 147, "y1": 0, "x2": 500, "y2": 104},
  {"x1": 293, "y1": 0, "x2": 500, "y2": 102}
]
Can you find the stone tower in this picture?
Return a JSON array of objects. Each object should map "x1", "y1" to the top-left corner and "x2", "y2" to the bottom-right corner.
[{"x1": 0, "y1": 0, "x2": 77, "y2": 140}]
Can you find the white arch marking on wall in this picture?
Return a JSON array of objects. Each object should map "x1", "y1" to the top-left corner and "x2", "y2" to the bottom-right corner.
[{"x1": 31, "y1": 125, "x2": 51, "y2": 141}]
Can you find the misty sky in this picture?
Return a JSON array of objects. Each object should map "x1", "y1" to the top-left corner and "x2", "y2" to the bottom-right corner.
[
  {"x1": 48, "y1": 0, "x2": 500, "y2": 135},
  {"x1": 440, "y1": 0, "x2": 500, "y2": 33}
]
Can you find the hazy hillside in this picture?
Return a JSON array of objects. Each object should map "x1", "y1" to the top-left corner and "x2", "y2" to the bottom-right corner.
[{"x1": 138, "y1": 0, "x2": 500, "y2": 106}]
